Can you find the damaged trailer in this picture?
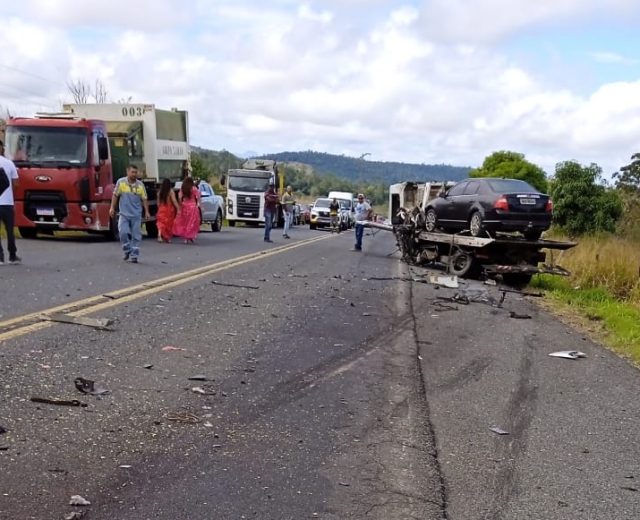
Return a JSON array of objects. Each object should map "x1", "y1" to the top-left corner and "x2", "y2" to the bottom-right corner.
[{"x1": 364, "y1": 208, "x2": 577, "y2": 287}]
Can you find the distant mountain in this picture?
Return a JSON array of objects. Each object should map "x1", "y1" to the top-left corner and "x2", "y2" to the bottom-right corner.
[
  {"x1": 254, "y1": 150, "x2": 471, "y2": 184},
  {"x1": 234, "y1": 150, "x2": 260, "y2": 159}
]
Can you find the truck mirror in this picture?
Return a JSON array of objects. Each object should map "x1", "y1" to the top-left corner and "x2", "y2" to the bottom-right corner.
[
  {"x1": 97, "y1": 136, "x2": 109, "y2": 161},
  {"x1": 219, "y1": 175, "x2": 226, "y2": 186}
]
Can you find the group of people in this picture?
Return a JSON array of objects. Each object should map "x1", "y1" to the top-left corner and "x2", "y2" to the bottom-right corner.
[
  {"x1": 110, "y1": 165, "x2": 203, "y2": 263},
  {"x1": 262, "y1": 182, "x2": 373, "y2": 251}
]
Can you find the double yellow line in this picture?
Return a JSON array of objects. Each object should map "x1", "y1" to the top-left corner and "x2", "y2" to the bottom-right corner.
[{"x1": 0, "y1": 234, "x2": 332, "y2": 342}]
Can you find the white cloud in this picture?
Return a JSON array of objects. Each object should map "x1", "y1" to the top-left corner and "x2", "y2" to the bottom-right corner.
[
  {"x1": 0, "y1": 0, "x2": 639, "y2": 177},
  {"x1": 588, "y1": 51, "x2": 639, "y2": 64}
]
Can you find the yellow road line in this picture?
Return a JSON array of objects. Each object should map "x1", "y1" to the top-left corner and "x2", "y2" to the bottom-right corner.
[{"x1": 0, "y1": 234, "x2": 332, "y2": 342}]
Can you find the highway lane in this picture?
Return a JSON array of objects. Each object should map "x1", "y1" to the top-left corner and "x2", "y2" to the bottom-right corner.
[
  {"x1": 0, "y1": 227, "x2": 639, "y2": 519},
  {"x1": 0, "y1": 224, "x2": 323, "y2": 322}
]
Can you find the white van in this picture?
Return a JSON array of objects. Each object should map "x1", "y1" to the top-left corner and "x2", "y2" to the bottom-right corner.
[{"x1": 327, "y1": 191, "x2": 356, "y2": 228}]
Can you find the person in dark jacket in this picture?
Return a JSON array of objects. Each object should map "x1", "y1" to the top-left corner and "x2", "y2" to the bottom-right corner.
[{"x1": 263, "y1": 180, "x2": 280, "y2": 243}]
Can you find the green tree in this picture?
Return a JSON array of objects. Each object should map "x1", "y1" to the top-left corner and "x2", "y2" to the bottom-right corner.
[
  {"x1": 613, "y1": 153, "x2": 640, "y2": 239},
  {"x1": 470, "y1": 151, "x2": 549, "y2": 193},
  {"x1": 550, "y1": 160, "x2": 623, "y2": 237}
]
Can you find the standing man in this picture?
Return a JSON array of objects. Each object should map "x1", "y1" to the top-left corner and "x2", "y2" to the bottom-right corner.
[
  {"x1": 329, "y1": 198, "x2": 340, "y2": 233},
  {"x1": 109, "y1": 164, "x2": 150, "y2": 263},
  {"x1": 352, "y1": 193, "x2": 373, "y2": 252},
  {"x1": 0, "y1": 140, "x2": 21, "y2": 265},
  {"x1": 281, "y1": 185, "x2": 295, "y2": 239},
  {"x1": 263, "y1": 180, "x2": 279, "y2": 243}
]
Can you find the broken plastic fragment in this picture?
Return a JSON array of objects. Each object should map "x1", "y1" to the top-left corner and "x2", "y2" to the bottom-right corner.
[
  {"x1": 74, "y1": 377, "x2": 110, "y2": 396},
  {"x1": 549, "y1": 351, "x2": 587, "y2": 360},
  {"x1": 69, "y1": 495, "x2": 91, "y2": 506}
]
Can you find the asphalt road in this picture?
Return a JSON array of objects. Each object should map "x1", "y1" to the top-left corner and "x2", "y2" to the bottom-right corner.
[{"x1": 0, "y1": 224, "x2": 639, "y2": 520}]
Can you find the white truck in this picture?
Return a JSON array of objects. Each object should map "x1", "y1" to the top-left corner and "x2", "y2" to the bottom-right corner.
[
  {"x1": 220, "y1": 159, "x2": 284, "y2": 227},
  {"x1": 388, "y1": 181, "x2": 457, "y2": 225}
]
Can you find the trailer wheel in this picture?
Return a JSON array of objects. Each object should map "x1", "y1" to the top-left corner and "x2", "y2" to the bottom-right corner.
[
  {"x1": 449, "y1": 252, "x2": 474, "y2": 277},
  {"x1": 469, "y1": 211, "x2": 484, "y2": 237},
  {"x1": 425, "y1": 209, "x2": 437, "y2": 232},
  {"x1": 502, "y1": 273, "x2": 533, "y2": 289}
]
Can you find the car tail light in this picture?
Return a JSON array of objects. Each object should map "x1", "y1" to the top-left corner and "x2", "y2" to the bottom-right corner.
[
  {"x1": 493, "y1": 196, "x2": 509, "y2": 211},
  {"x1": 545, "y1": 198, "x2": 553, "y2": 212}
]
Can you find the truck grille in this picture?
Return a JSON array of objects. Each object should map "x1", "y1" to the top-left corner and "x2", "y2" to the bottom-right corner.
[
  {"x1": 318, "y1": 211, "x2": 329, "y2": 217},
  {"x1": 24, "y1": 190, "x2": 68, "y2": 223},
  {"x1": 237, "y1": 195, "x2": 260, "y2": 218}
]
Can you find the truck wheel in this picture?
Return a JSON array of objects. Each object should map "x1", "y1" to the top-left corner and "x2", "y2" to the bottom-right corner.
[
  {"x1": 425, "y1": 209, "x2": 437, "y2": 232},
  {"x1": 310, "y1": 223, "x2": 317, "y2": 230},
  {"x1": 211, "y1": 211, "x2": 222, "y2": 232},
  {"x1": 104, "y1": 216, "x2": 119, "y2": 241},
  {"x1": 18, "y1": 227, "x2": 38, "y2": 239},
  {"x1": 228, "y1": 220, "x2": 236, "y2": 227},
  {"x1": 145, "y1": 221, "x2": 159, "y2": 239},
  {"x1": 469, "y1": 211, "x2": 484, "y2": 237}
]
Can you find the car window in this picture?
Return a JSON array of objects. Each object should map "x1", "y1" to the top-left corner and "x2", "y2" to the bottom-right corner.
[
  {"x1": 199, "y1": 185, "x2": 211, "y2": 196},
  {"x1": 486, "y1": 179, "x2": 538, "y2": 193},
  {"x1": 463, "y1": 181, "x2": 480, "y2": 195},
  {"x1": 447, "y1": 182, "x2": 468, "y2": 197},
  {"x1": 314, "y1": 199, "x2": 331, "y2": 208}
]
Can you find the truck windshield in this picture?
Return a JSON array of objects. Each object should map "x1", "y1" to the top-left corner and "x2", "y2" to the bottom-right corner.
[
  {"x1": 5, "y1": 126, "x2": 89, "y2": 166},
  {"x1": 228, "y1": 175, "x2": 271, "y2": 193}
]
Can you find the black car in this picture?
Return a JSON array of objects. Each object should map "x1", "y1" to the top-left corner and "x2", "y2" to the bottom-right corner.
[{"x1": 424, "y1": 178, "x2": 553, "y2": 240}]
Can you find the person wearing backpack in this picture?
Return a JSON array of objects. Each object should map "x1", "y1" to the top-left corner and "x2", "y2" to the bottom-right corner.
[{"x1": 0, "y1": 140, "x2": 21, "y2": 265}]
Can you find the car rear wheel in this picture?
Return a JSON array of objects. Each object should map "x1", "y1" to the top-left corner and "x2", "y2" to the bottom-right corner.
[
  {"x1": 469, "y1": 211, "x2": 484, "y2": 237},
  {"x1": 425, "y1": 208, "x2": 437, "y2": 232},
  {"x1": 211, "y1": 211, "x2": 222, "y2": 232}
]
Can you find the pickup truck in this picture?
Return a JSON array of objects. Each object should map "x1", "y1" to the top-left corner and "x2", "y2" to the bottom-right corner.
[{"x1": 175, "y1": 180, "x2": 225, "y2": 232}]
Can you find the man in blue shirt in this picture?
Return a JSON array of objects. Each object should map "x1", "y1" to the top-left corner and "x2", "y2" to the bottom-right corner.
[
  {"x1": 109, "y1": 165, "x2": 150, "y2": 263},
  {"x1": 352, "y1": 193, "x2": 372, "y2": 251}
]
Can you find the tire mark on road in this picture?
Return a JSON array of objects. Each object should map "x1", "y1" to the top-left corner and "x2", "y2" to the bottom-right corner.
[{"x1": 486, "y1": 333, "x2": 539, "y2": 520}]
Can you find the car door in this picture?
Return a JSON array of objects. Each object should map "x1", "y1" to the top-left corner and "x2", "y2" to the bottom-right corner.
[
  {"x1": 438, "y1": 181, "x2": 468, "y2": 226},
  {"x1": 199, "y1": 182, "x2": 215, "y2": 220},
  {"x1": 455, "y1": 180, "x2": 480, "y2": 221}
]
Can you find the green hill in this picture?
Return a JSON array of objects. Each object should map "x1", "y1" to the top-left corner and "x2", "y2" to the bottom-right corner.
[{"x1": 255, "y1": 150, "x2": 471, "y2": 183}]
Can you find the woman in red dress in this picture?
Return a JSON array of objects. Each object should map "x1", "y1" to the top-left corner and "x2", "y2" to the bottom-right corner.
[
  {"x1": 172, "y1": 177, "x2": 201, "y2": 243},
  {"x1": 156, "y1": 178, "x2": 180, "y2": 243}
]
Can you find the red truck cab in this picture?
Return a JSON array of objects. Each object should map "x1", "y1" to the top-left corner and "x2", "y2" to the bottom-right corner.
[{"x1": 5, "y1": 114, "x2": 117, "y2": 239}]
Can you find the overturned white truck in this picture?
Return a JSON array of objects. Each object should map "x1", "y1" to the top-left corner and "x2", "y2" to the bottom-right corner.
[{"x1": 372, "y1": 181, "x2": 577, "y2": 287}]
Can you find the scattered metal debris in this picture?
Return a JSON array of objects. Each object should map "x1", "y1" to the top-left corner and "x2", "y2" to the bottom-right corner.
[
  {"x1": 40, "y1": 313, "x2": 113, "y2": 330},
  {"x1": 188, "y1": 375, "x2": 210, "y2": 381},
  {"x1": 142, "y1": 364, "x2": 154, "y2": 370},
  {"x1": 450, "y1": 285, "x2": 506, "y2": 308},
  {"x1": 212, "y1": 280, "x2": 259, "y2": 290},
  {"x1": 192, "y1": 386, "x2": 216, "y2": 395},
  {"x1": 549, "y1": 351, "x2": 587, "y2": 360},
  {"x1": 240, "y1": 303, "x2": 252, "y2": 308},
  {"x1": 69, "y1": 495, "x2": 91, "y2": 506},
  {"x1": 74, "y1": 377, "x2": 110, "y2": 396},
  {"x1": 162, "y1": 346, "x2": 185, "y2": 352},
  {"x1": 30, "y1": 397, "x2": 87, "y2": 407},
  {"x1": 490, "y1": 427, "x2": 509, "y2": 436},
  {"x1": 166, "y1": 412, "x2": 201, "y2": 423},
  {"x1": 509, "y1": 311, "x2": 532, "y2": 319},
  {"x1": 224, "y1": 332, "x2": 238, "y2": 336}
]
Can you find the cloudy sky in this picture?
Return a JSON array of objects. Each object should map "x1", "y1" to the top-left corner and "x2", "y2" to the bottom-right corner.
[{"x1": 1, "y1": 0, "x2": 639, "y2": 177}]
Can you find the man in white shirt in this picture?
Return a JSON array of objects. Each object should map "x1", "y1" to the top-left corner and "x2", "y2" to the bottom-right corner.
[
  {"x1": 352, "y1": 193, "x2": 373, "y2": 251},
  {"x1": 0, "y1": 140, "x2": 21, "y2": 265}
]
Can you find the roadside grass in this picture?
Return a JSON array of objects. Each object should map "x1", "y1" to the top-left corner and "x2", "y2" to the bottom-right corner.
[{"x1": 533, "y1": 233, "x2": 640, "y2": 365}]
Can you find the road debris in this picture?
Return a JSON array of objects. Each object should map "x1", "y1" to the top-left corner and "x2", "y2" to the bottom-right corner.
[
  {"x1": 142, "y1": 364, "x2": 154, "y2": 369},
  {"x1": 188, "y1": 375, "x2": 210, "y2": 381},
  {"x1": 212, "y1": 280, "x2": 259, "y2": 290},
  {"x1": 549, "y1": 350, "x2": 587, "y2": 360},
  {"x1": 40, "y1": 313, "x2": 113, "y2": 330},
  {"x1": 30, "y1": 397, "x2": 87, "y2": 407},
  {"x1": 428, "y1": 274, "x2": 459, "y2": 288},
  {"x1": 224, "y1": 332, "x2": 238, "y2": 336},
  {"x1": 509, "y1": 311, "x2": 532, "y2": 319},
  {"x1": 162, "y1": 346, "x2": 185, "y2": 352},
  {"x1": 490, "y1": 427, "x2": 509, "y2": 436},
  {"x1": 69, "y1": 495, "x2": 91, "y2": 506},
  {"x1": 240, "y1": 303, "x2": 252, "y2": 308},
  {"x1": 192, "y1": 386, "x2": 216, "y2": 395},
  {"x1": 74, "y1": 377, "x2": 110, "y2": 396},
  {"x1": 166, "y1": 412, "x2": 201, "y2": 423},
  {"x1": 64, "y1": 512, "x2": 86, "y2": 520},
  {"x1": 0, "y1": 425, "x2": 6, "y2": 435}
]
